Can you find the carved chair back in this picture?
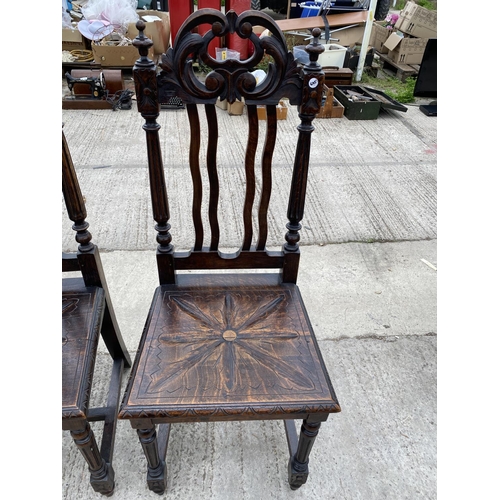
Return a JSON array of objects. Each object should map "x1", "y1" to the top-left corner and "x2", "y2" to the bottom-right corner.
[
  {"x1": 132, "y1": 9, "x2": 325, "y2": 285},
  {"x1": 62, "y1": 128, "x2": 99, "y2": 282},
  {"x1": 62, "y1": 128, "x2": 131, "y2": 364}
]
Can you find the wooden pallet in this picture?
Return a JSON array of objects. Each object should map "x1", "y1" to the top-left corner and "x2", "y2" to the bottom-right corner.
[{"x1": 375, "y1": 52, "x2": 419, "y2": 82}]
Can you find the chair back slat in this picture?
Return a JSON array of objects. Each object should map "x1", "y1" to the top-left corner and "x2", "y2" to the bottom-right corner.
[
  {"x1": 242, "y1": 104, "x2": 259, "y2": 251},
  {"x1": 186, "y1": 103, "x2": 204, "y2": 251},
  {"x1": 132, "y1": 9, "x2": 326, "y2": 284},
  {"x1": 205, "y1": 103, "x2": 220, "y2": 251},
  {"x1": 256, "y1": 106, "x2": 277, "y2": 250}
]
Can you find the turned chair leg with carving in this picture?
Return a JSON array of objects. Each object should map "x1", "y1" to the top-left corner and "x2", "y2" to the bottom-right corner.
[
  {"x1": 70, "y1": 422, "x2": 115, "y2": 496},
  {"x1": 137, "y1": 426, "x2": 168, "y2": 494},
  {"x1": 288, "y1": 419, "x2": 322, "y2": 490}
]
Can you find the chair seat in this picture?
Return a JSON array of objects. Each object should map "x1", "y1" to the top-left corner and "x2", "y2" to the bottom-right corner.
[
  {"x1": 120, "y1": 274, "x2": 340, "y2": 422},
  {"x1": 62, "y1": 278, "x2": 105, "y2": 422}
]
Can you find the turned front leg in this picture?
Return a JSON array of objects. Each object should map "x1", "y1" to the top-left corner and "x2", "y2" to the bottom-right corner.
[
  {"x1": 288, "y1": 419, "x2": 321, "y2": 490},
  {"x1": 70, "y1": 422, "x2": 115, "y2": 496},
  {"x1": 137, "y1": 426, "x2": 167, "y2": 494}
]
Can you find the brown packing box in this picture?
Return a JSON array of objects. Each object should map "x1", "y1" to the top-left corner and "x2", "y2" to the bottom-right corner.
[
  {"x1": 228, "y1": 100, "x2": 245, "y2": 116},
  {"x1": 368, "y1": 22, "x2": 391, "y2": 54},
  {"x1": 383, "y1": 33, "x2": 428, "y2": 66},
  {"x1": 395, "y1": 1, "x2": 437, "y2": 39},
  {"x1": 256, "y1": 101, "x2": 288, "y2": 120},
  {"x1": 92, "y1": 41, "x2": 154, "y2": 67},
  {"x1": 62, "y1": 28, "x2": 89, "y2": 51},
  {"x1": 128, "y1": 10, "x2": 171, "y2": 54},
  {"x1": 216, "y1": 98, "x2": 228, "y2": 110},
  {"x1": 327, "y1": 25, "x2": 365, "y2": 48},
  {"x1": 215, "y1": 99, "x2": 244, "y2": 115}
]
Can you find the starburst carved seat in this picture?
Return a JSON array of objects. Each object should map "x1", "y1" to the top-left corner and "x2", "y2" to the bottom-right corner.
[
  {"x1": 118, "y1": 8, "x2": 340, "y2": 494},
  {"x1": 62, "y1": 128, "x2": 131, "y2": 496}
]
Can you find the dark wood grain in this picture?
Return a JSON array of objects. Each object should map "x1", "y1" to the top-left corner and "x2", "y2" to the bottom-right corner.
[
  {"x1": 205, "y1": 103, "x2": 220, "y2": 251},
  {"x1": 257, "y1": 105, "x2": 277, "y2": 250},
  {"x1": 121, "y1": 11, "x2": 339, "y2": 494},
  {"x1": 62, "y1": 285, "x2": 104, "y2": 420},
  {"x1": 186, "y1": 103, "x2": 204, "y2": 251},
  {"x1": 120, "y1": 278, "x2": 340, "y2": 422},
  {"x1": 62, "y1": 129, "x2": 131, "y2": 495},
  {"x1": 242, "y1": 104, "x2": 258, "y2": 251}
]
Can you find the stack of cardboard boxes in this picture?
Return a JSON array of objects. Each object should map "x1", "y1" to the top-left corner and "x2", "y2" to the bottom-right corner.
[
  {"x1": 92, "y1": 10, "x2": 170, "y2": 66},
  {"x1": 369, "y1": 1, "x2": 437, "y2": 66},
  {"x1": 62, "y1": 10, "x2": 170, "y2": 67}
]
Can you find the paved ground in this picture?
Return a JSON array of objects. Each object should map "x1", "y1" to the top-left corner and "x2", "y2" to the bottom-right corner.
[{"x1": 61, "y1": 56, "x2": 437, "y2": 499}]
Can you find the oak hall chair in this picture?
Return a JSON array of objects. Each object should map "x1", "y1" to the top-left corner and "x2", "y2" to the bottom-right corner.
[
  {"x1": 62, "y1": 129, "x2": 132, "y2": 496},
  {"x1": 118, "y1": 9, "x2": 341, "y2": 494}
]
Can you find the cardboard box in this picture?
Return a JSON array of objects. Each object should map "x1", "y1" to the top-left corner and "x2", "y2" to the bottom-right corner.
[
  {"x1": 333, "y1": 85, "x2": 381, "y2": 120},
  {"x1": 317, "y1": 86, "x2": 344, "y2": 119},
  {"x1": 368, "y1": 21, "x2": 391, "y2": 54},
  {"x1": 326, "y1": 25, "x2": 366, "y2": 48},
  {"x1": 216, "y1": 98, "x2": 228, "y2": 110},
  {"x1": 383, "y1": 33, "x2": 428, "y2": 65},
  {"x1": 216, "y1": 98, "x2": 244, "y2": 115},
  {"x1": 128, "y1": 10, "x2": 171, "y2": 54},
  {"x1": 228, "y1": 100, "x2": 245, "y2": 116},
  {"x1": 62, "y1": 28, "x2": 90, "y2": 51},
  {"x1": 395, "y1": 1, "x2": 437, "y2": 39},
  {"x1": 256, "y1": 101, "x2": 288, "y2": 120},
  {"x1": 92, "y1": 41, "x2": 153, "y2": 67}
]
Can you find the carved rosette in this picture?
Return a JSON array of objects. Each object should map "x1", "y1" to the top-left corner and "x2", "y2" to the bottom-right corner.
[
  {"x1": 158, "y1": 9, "x2": 302, "y2": 105},
  {"x1": 119, "y1": 286, "x2": 341, "y2": 421}
]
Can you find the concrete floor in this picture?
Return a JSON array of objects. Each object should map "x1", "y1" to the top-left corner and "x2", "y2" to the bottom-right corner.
[{"x1": 61, "y1": 62, "x2": 437, "y2": 498}]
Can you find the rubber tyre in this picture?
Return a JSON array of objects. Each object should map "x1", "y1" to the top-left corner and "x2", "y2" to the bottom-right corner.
[
  {"x1": 251, "y1": 0, "x2": 261, "y2": 10},
  {"x1": 374, "y1": 0, "x2": 391, "y2": 21}
]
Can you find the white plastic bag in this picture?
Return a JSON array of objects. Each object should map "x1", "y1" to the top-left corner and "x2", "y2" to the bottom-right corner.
[
  {"x1": 62, "y1": 0, "x2": 72, "y2": 28},
  {"x1": 82, "y1": 0, "x2": 139, "y2": 29},
  {"x1": 62, "y1": 6, "x2": 72, "y2": 28}
]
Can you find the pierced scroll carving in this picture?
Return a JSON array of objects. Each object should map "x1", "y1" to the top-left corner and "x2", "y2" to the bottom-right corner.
[{"x1": 157, "y1": 9, "x2": 303, "y2": 105}]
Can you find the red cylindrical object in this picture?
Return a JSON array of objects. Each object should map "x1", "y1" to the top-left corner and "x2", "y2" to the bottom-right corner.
[
  {"x1": 169, "y1": 0, "x2": 194, "y2": 47},
  {"x1": 225, "y1": 0, "x2": 251, "y2": 60},
  {"x1": 198, "y1": 0, "x2": 222, "y2": 58}
]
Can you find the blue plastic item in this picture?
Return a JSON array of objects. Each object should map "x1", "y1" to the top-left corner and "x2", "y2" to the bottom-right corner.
[
  {"x1": 299, "y1": 1, "x2": 323, "y2": 18},
  {"x1": 299, "y1": 1, "x2": 355, "y2": 18}
]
